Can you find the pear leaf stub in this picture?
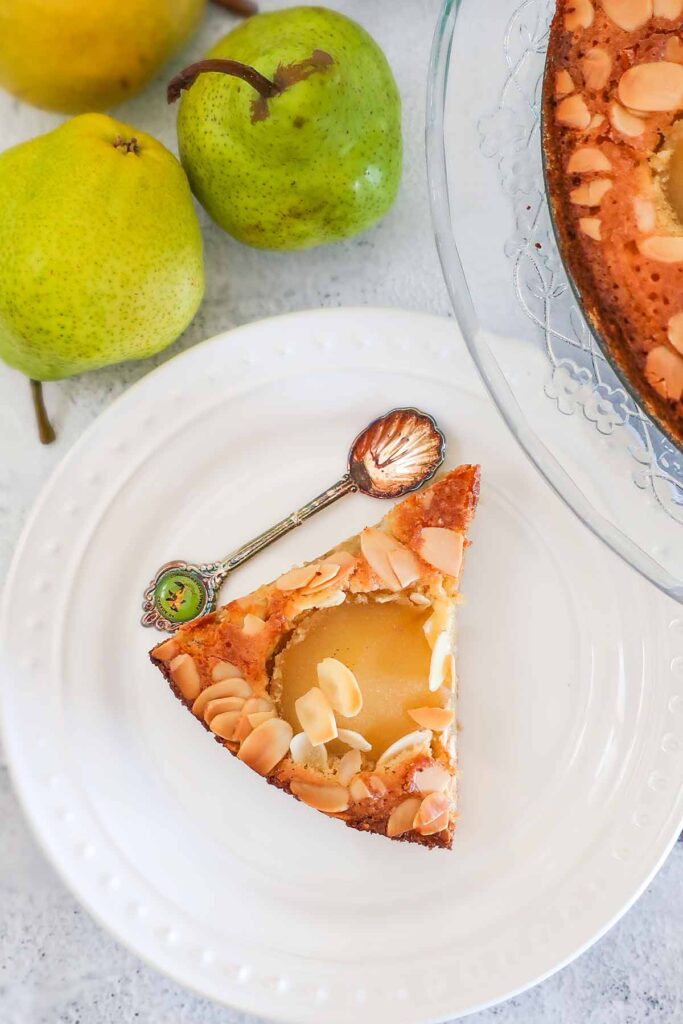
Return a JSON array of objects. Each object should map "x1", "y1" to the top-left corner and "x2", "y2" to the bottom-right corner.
[{"x1": 155, "y1": 569, "x2": 207, "y2": 625}]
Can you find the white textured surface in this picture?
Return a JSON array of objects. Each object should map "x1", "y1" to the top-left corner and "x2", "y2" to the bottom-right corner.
[{"x1": 0, "y1": 2, "x2": 681, "y2": 1024}]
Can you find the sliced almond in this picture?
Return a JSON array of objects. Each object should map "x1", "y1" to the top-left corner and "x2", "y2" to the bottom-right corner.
[
  {"x1": 209, "y1": 710, "x2": 242, "y2": 741},
  {"x1": 248, "y1": 710, "x2": 277, "y2": 728},
  {"x1": 360, "y1": 528, "x2": 401, "y2": 590},
  {"x1": 387, "y1": 547, "x2": 424, "y2": 588},
  {"x1": 588, "y1": 113, "x2": 606, "y2": 131},
  {"x1": 619, "y1": 61, "x2": 683, "y2": 112},
  {"x1": 408, "y1": 707, "x2": 455, "y2": 731},
  {"x1": 579, "y1": 217, "x2": 603, "y2": 240},
  {"x1": 275, "y1": 564, "x2": 318, "y2": 592},
  {"x1": 414, "y1": 793, "x2": 451, "y2": 837},
  {"x1": 569, "y1": 179, "x2": 613, "y2": 206},
  {"x1": 242, "y1": 613, "x2": 266, "y2": 637},
  {"x1": 169, "y1": 653, "x2": 201, "y2": 701},
  {"x1": 192, "y1": 678, "x2": 252, "y2": 718},
  {"x1": 633, "y1": 196, "x2": 657, "y2": 233},
  {"x1": 238, "y1": 718, "x2": 293, "y2": 775},
  {"x1": 289, "y1": 731, "x2": 328, "y2": 768},
  {"x1": 645, "y1": 346, "x2": 683, "y2": 400},
  {"x1": 211, "y1": 660, "x2": 242, "y2": 682},
  {"x1": 556, "y1": 93, "x2": 591, "y2": 129},
  {"x1": 565, "y1": 0, "x2": 595, "y2": 29},
  {"x1": 377, "y1": 730, "x2": 432, "y2": 768},
  {"x1": 317, "y1": 658, "x2": 363, "y2": 718},
  {"x1": 667, "y1": 312, "x2": 683, "y2": 354},
  {"x1": 304, "y1": 561, "x2": 342, "y2": 594},
  {"x1": 242, "y1": 697, "x2": 275, "y2": 716},
  {"x1": 368, "y1": 775, "x2": 388, "y2": 797},
  {"x1": 290, "y1": 780, "x2": 349, "y2": 813},
  {"x1": 654, "y1": 0, "x2": 682, "y2": 15},
  {"x1": 203, "y1": 696, "x2": 246, "y2": 724},
  {"x1": 349, "y1": 776, "x2": 373, "y2": 802},
  {"x1": 417, "y1": 527, "x2": 464, "y2": 578},
  {"x1": 324, "y1": 550, "x2": 357, "y2": 570},
  {"x1": 295, "y1": 687, "x2": 338, "y2": 746},
  {"x1": 638, "y1": 236, "x2": 683, "y2": 261},
  {"x1": 233, "y1": 715, "x2": 253, "y2": 743},
  {"x1": 413, "y1": 763, "x2": 451, "y2": 795},
  {"x1": 337, "y1": 749, "x2": 362, "y2": 786},
  {"x1": 567, "y1": 147, "x2": 612, "y2": 173},
  {"x1": 610, "y1": 102, "x2": 646, "y2": 137},
  {"x1": 337, "y1": 728, "x2": 372, "y2": 752},
  {"x1": 410, "y1": 592, "x2": 432, "y2": 607},
  {"x1": 423, "y1": 604, "x2": 448, "y2": 650},
  {"x1": 581, "y1": 47, "x2": 612, "y2": 90},
  {"x1": 664, "y1": 36, "x2": 683, "y2": 63},
  {"x1": 153, "y1": 638, "x2": 180, "y2": 661},
  {"x1": 555, "y1": 69, "x2": 575, "y2": 98},
  {"x1": 602, "y1": 0, "x2": 653, "y2": 31},
  {"x1": 429, "y1": 631, "x2": 453, "y2": 692},
  {"x1": 386, "y1": 797, "x2": 422, "y2": 838}
]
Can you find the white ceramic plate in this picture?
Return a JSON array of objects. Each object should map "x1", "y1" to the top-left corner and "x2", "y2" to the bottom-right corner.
[{"x1": 2, "y1": 308, "x2": 683, "y2": 1024}]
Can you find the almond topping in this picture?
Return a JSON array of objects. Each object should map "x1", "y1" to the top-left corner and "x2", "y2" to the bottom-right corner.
[
  {"x1": 295, "y1": 687, "x2": 338, "y2": 745},
  {"x1": 203, "y1": 696, "x2": 246, "y2": 724},
  {"x1": 242, "y1": 697, "x2": 275, "y2": 715},
  {"x1": 664, "y1": 36, "x2": 683, "y2": 63},
  {"x1": 637, "y1": 236, "x2": 683, "y2": 261},
  {"x1": 304, "y1": 561, "x2": 341, "y2": 593},
  {"x1": 654, "y1": 0, "x2": 683, "y2": 15},
  {"x1": 324, "y1": 550, "x2": 357, "y2": 570},
  {"x1": 556, "y1": 93, "x2": 591, "y2": 129},
  {"x1": 290, "y1": 781, "x2": 349, "y2": 813},
  {"x1": 275, "y1": 564, "x2": 318, "y2": 592},
  {"x1": 633, "y1": 196, "x2": 656, "y2": 233},
  {"x1": 414, "y1": 793, "x2": 451, "y2": 837},
  {"x1": 238, "y1": 718, "x2": 293, "y2": 775},
  {"x1": 242, "y1": 613, "x2": 266, "y2": 636},
  {"x1": 209, "y1": 710, "x2": 242, "y2": 741},
  {"x1": 289, "y1": 731, "x2": 328, "y2": 768},
  {"x1": 555, "y1": 69, "x2": 575, "y2": 98},
  {"x1": 169, "y1": 653, "x2": 201, "y2": 701},
  {"x1": 667, "y1": 312, "x2": 683, "y2": 354},
  {"x1": 565, "y1": 0, "x2": 595, "y2": 30},
  {"x1": 192, "y1": 678, "x2": 252, "y2": 718},
  {"x1": 609, "y1": 102, "x2": 646, "y2": 137},
  {"x1": 569, "y1": 179, "x2": 613, "y2": 206},
  {"x1": 367, "y1": 775, "x2": 388, "y2": 797},
  {"x1": 645, "y1": 346, "x2": 683, "y2": 400},
  {"x1": 581, "y1": 47, "x2": 612, "y2": 90},
  {"x1": 408, "y1": 707, "x2": 455, "y2": 731},
  {"x1": 579, "y1": 217, "x2": 603, "y2": 240},
  {"x1": 386, "y1": 797, "x2": 422, "y2": 838},
  {"x1": 360, "y1": 528, "x2": 401, "y2": 590},
  {"x1": 337, "y1": 728, "x2": 372, "y2": 752},
  {"x1": 588, "y1": 113, "x2": 606, "y2": 131},
  {"x1": 377, "y1": 730, "x2": 432, "y2": 768},
  {"x1": 337, "y1": 749, "x2": 362, "y2": 786},
  {"x1": 410, "y1": 592, "x2": 432, "y2": 607},
  {"x1": 567, "y1": 147, "x2": 612, "y2": 173},
  {"x1": 232, "y1": 716, "x2": 253, "y2": 743},
  {"x1": 153, "y1": 638, "x2": 180, "y2": 661},
  {"x1": 619, "y1": 61, "x2": 683, "y2": 112},
  {"x1": 317, "y1": 657, "x2": 363, "y2": 717},
  {"x1": 349, "y1": 777, "x2": 373, "y2": 802},
  {"x1": 413, "y1": 763, "x2": 452, "y2": 795},
  {"x1": 211, "y1": 660, "x2": 242, "y2": 682},
  {"x1": 387, "y1": 546, "x2": 424, "y2": 588},
  {"x1": 417, "y1": 527, "x2": 464, "y2": 577},
  {"x1": 248, "y1": 710, "x2": 277, "y2": 728},
  {"x1": 429, "y1": 631, "x2": 453, "y2": 692},
  {"x1": 602, "y1": 0, "x2": 653, "y2": 31}
]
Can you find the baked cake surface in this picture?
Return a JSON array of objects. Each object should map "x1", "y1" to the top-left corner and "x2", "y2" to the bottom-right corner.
[{"x1": 150, "y1": 465, "x2": 480, "y2": 849}]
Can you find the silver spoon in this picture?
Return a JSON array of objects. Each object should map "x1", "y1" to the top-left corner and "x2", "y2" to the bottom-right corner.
[{"x1": 141, "y1": 408, "x2": 445, "y2": 632}]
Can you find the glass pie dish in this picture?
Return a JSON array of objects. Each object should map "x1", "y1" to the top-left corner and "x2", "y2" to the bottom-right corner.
[{"x1": 427, "y1": 0, "x2": 683, "y2": 602}]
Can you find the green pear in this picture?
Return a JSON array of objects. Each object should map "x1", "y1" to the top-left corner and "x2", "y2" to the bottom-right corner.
[
  {"x1": 0, "y1": 113, "x2": 204, "y2": 442},
  {"x1": 169, "y1": 6, "x2": 402, "y2": 250}
]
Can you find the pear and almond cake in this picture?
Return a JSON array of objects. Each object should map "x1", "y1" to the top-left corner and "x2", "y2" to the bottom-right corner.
[
  {"x1": 544, "y1": 0, "x2": 683, "y2": 446},
  {"x1": 150, "y1": 465, "x2": 480, "y2": 849}
]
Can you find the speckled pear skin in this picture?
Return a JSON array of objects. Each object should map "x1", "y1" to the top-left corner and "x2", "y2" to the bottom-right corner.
[
  {"x1": 0, "y1": 114, "x2": 204, "y2": 381},
  {"x1": 176, "y1": 7, "x2": 402, "y2": 250}
]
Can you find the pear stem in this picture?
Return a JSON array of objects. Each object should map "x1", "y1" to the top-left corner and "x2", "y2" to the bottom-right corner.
[
  {"x1": 30, "y1": 380, "x2": 56, "y2": 445},
  {"x1": 167, "y1": 59, "x2": 280, "y2": 104},
  {"x1": 210, "y1": 0, "x2": 258, "y2": 14}
]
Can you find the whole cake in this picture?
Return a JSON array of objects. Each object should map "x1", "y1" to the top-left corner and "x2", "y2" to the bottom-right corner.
[{"x1": 544, "y1": 0, "x2": 683, "y2": 447}]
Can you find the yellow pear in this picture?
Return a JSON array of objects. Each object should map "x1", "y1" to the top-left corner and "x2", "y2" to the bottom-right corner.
[{"x1": 0, "y1": 0, "x2": 206, "y2": 113}]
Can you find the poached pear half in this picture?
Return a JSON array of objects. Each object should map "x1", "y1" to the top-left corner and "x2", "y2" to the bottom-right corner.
[
  {"x1": 0, "y1": 114, "x2": 204, "y2": 441},
  {"x1": 170, "y1": 6, "x2": 402, "y2": 250}
]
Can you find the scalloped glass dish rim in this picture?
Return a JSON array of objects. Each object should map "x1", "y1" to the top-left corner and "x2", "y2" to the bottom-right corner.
[{"x1": 426, "y1": 0, "x2": 683, "y2": 605}]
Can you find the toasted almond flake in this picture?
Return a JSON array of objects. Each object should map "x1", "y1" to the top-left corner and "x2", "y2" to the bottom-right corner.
[
  {"x1": 638, "y1": 236, "x2": 683, "y2": 261},
  {"x1": 579, "y1": 217, "x2": 603, "y2": 240},
  {"x1": 417, "y1": 527, "x2": 464, "y2": 578},
  {"x1": 317, "y1": 657, "x2": 363, "y2": 717},
  {"x1": 377, "y1": 729, "x2": 432, "y2": 768},
  {"x1": 588, "y1": 113, "x2": 606, "y2": 130},
  {"x1": 567, "y1": 147, "x2": 612, "y2": 173},
  {"x1": 313, "y1": 589, "x2": 347, "y2": 609},
  {"x1": 633, "y1": 196, "x2": 656, "y2": 233},
  {"x1": 667, "y1": 312, "x2": 683, "y2": 354},
  {"x1": 581, "y1": 47, "x2": 612, "y2": 90},
  {"x1": 275, "y1": 564, "x2": 318, "y2": 592},
  {"x1": 603, "y1": 0, "x2": 653, "y2": 30},
  {"x1": 609, "y1": 102, "x2": 646, "y2": 137},
  {"x1": 242, "y1": 697, "x2": 275, "y2": 716},
  {"x1": 242, "y1": 613, "x2": 266, "y2": 636},
  {"x1": 555, "y1": 69, "x2": 575, "y2": 98},
  {"x1": 211, "y1": 660, "x2": 242, "y2": 682},
  {"x1": 410, "y1": 592, "x2": 432, "y2": 607},
  {"x1": 169, "y1": 653, "x2": 201, "y2": 701},
  {"x1": 654, "y1": 0, "x2": 682, "y2": 15},
  {"x1": 664, "y1": 36, "x2": 683, "y2": 63},
  {"x1": 556, "y1": 93, "x2": 591, "y2": 129},
  {"x1": 387, "y1": 546, "x2": 424, "y2": 588},
  {"x1": 289, "y1": 731, "x2": 328, "y2": 768},
  {"x1": 233, "y1": 716, "x2": 253, "y2": 743},
  {"x1": 414, "y1": 793, "x2": 451, "y2": 836},
  {"x1": 565, "y1": 0, "x2": 595, "y2": 29},
  {"x1": 290, "y1": 780, "x2": 349, "y2": 813},
  {"x1": 192, "y1": 678, "x2": 252, "y2": 718},
  {"x1": 429, "y1": 631, "x2": 453, "y2": 692},
  {"x1": 386, "y1": 797, "x2": 422, "y2": 838},
  {"x1": 349, "y1": 777, "x2": 373, "y2": 802},
  {"x1": 295, "y1": 687, "x2": 338, "y2": 746},
  {"x1": 423, "y1": 605, "x2": 448, "y2": 649},
  {"x1": 248, "y1": 710, "x2": 277, "y2": 728},
  {"x1": 645, "y1": 346, "x2": 683, "y2": 399},
  {"x1": 569, "y1": 179, "x2": 613, "y2": 206},
  {"x1": 337, "y1": 749, "x2": 362, "y2": 786},
  {"x1": 360, "y1": 528, "x2": 401, "y2": 590},
  {"x1": 619, "y1": 61, "x2": 683, "y2": 112},
  {"x1": 304, "y1": 562, "x2": 341, "y2": 593},
  {"x1": 209, "y1": 710, "x2": 242, "y2": 741},
  {"x1": 408, "y1": 707, "x2": 455, "y2": 731},
  {"x1": 337, "y1": 728, "x2": 372, "y2": 752},
  {"x1": 238, "y1": 718, "x2": 293, "y2": 775},
  {"x1": 203, "y1": 696, "x2": 246, "y2": 724},
  {"x1": 413, "y1": 763, "x2": 451, "y2": 795},
  {"x1": 324, "y1": 550, "x2": 357, "y2": 570},
  {"x1": 367, "y1": 775, "x2": 388, "y2": 796},
  {"x1": 153, "y1": 638, "x2": 180, "y2": 661}
]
